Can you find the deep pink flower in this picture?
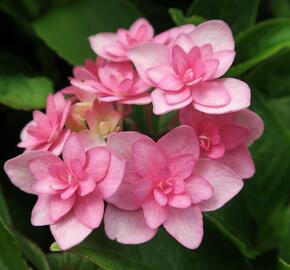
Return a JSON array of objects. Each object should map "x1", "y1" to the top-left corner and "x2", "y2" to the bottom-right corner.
[
  {"x1": 5, "y1": 133, "x2": 125, "y2": 250},
  {"x1": 129, "y1": 20, "x2": 251, "y2": 115},
  {"x1": 18, "y1": 92, "x2": 71, "y2": 155},
  {"x1": 180, "y1": 106, "x2": 264, "y2": 178},
  {"x1": 89, "y1": 18, "x2": 154, "y2": 62},
  {"x1": 69, "y1": 58, "x2": 151, "y2": 105},
  {"x1": 104, "y1": 126, "x2": 243, "y2": 248}
]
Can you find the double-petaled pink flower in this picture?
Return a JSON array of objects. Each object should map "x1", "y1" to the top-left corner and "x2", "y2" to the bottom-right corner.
[
  {"x1": 69, "y1": 58, "x2": 151, "y2": 105},
  {"x1": 104, "y1": 126, "x2": 244, "y2": 249},
  {"x1": 5, "y1": 133, "x2": 125, "y2": 250},
  {"x1": 180, "y1": 106, "x2": 264, "y2": 179},
  {"x1": 18, "y1": 92, "x2": 71, "y2": 155},
  {"x1": 129, "y1": 20, "x2": 250, "y2": 115}
]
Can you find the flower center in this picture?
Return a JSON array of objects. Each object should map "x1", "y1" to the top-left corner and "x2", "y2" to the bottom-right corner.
[
  {"x1": 199, "y1": 135, "x2": 211, "y2": 151},
  {"x1": 158, "y1": 179, "x2": 173, "y2": 194}
]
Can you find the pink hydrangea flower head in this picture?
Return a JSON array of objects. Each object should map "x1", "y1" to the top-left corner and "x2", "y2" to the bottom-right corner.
[
  {"x1": 180, "y1": 106, "x2": 264, "y2": 179},
  {"x1": 70, "y1": 58, "x2": 151, "y2": 105},
  {"x1": 5, "y1": 133, "x2": 126, "y2": 250},
  {"x1": 129, "y1": 20, "x2": 251, "y2": 115},
  {"x1": 89, "y1": 18, "x2": 154, "y2": 62},
  {"x1": 66, "y1": 101, "x2": 93, "y2": 131},
  {"x1": 18, "y1": 92, "x2": 71, "y2": 156},
  {"x1": 104, "y1": 126, "x2": 244, "y2": 248}
]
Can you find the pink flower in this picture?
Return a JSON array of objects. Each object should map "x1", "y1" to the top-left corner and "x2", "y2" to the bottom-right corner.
[
  {"x1": 104, "y1": 126, "x2": 244, "y2": 248},
  {"x1": 18, "y1": 92, "x2": 71, "y2": 156},
  {"x1": 180, "y1": 106, "x2": 264, "y2": 179},
  {"x1": 129, "y1": 20, "x2": 251, "y2": 115},
  {"x1": 69, "y1": 58, "x2": 151, "y2": 105},
  {"x1": 89, "y1": 18, "x2": 154, "y2": 62},
  {"x1": 5, "y1": 133, "x2": 126, "y2": 250}
]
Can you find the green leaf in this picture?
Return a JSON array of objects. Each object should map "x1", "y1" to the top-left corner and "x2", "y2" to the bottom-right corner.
[
  {"x1": 33, "y1": 0, "x2": 142, "y2": 65},
  {"x1": 243, "y1": 91, "x2": 290, "y2": 251},
  {"x1": 269, "y1": 0, "x2": 290, "y2": 18},
  {"x1": 0, "y1": 185, "x2": 12, "y2": 226},
  {"x1": 169, "y1": 8, "x2": 205, "y2": 26},
  {"x1": 0, "y1": 219, "x2": 29, "y2": 270},
  {"x1": 47, "y1": 253, "x2": 101, "y2": 270},
  {"x1": 205, "y1": 193, "x2": 259, "y2": 258},
  {"x1": 228, "y1": 19, "x2": 290, "y2": 76},
  {"x1": 71, "y1": 224, "x2": 252, "y2": 270},
  {"x1": 0, "y1": 75, "x2": 53, "y2": 110},
  {"x1": 279, "y1": 207, "x2": 290, "y2": 265},
  {"x1": 187, "y1": 0, "x2": 260, "y2": 34},
  {"x1": 245, "y1": 49, "x2": 290, "y2": 99},
  {"x1": 279, "y1": 257, "x2": 290, "y2": 270},
  {"x1": 16, "y1": 232, "x2": 51, "y2": 270}
]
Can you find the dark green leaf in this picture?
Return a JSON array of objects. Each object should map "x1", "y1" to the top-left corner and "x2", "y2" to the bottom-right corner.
[
  {"x1": 228, "y1": 19, "x2": 290, "y2": 76},
  {"x1": 269, "y1": 0, "x2": 290, "y2": 18},
  {"x1": 16, "y1": 232, "x2": 51, "y2": 270},
  {"x1": 33, "y1": 0, "x2": 142, "y2": 65},
  {"x1": 187, "y1": 0, "x2": 260, "y2": 34},
  {"x1": 47, "y1": 253, "x2": 101, "y2": 270},
  {"x1": 0, "y1": 75, "x2": 53, "y2": 110},
  {"x1": 279, "y1": 257, "x2": 290, "y2": 270},
  {"x1": 279, "y1": 207, "x2": 290, "y2": 265},
  {"x1": 0, "y1": 219, "x2": 29, "y2": 270},
  {"x1": 169, "y1": 8, "x2": 205, "y2": 26},
  {"x1": 0, "y1": 185, "x2": 12, "y2": 226},
  {"x1": 71, "y1": 224, "x2": 252, "y2": 270}
]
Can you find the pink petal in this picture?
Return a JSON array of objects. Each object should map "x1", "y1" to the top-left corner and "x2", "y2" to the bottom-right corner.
[
  {"x1": 4, "y1": 151, "x2": 57, "y2": 194},
  {"x1": 220, "y1": 124, "x2": 250, "y2": 150},
  {"x1": 235, "y1": 109, "x2": 264, "y2": 144},
  {"x1": 157, "y1": 125, "x2": 199, "y2": 160},
  {"x1": 192, "y1": 81, "x2": 230, "y2": 107},
  {"x1": 194, "y1": 159, "x2": 243, "y2": 211},
  {"x1": 50, "y1": 212, "x2": 92, "y2": 250},
  {"x1": 129, "y1": 18, "x2": 154, "y2": 41},
  {"x1": 169, "y1": 154, "x2": 196, "y2": 179},
  {"x1": 50, "y1": 195, "x2": 75, "y2": 221},
  {"x1": 107, "y1": 131, "x2": 148, "y2": 160},
  {"x1": 49, "y1": 129, "x2": 71, "y2": 156},
  {"x1": 151, "y1": 88, "x2": 193, "y2": 115},
  {"x1": 146, "y1": 65, "x2": 175, "y2": 86},
  {"x1": 142, "y1": 200, "x2": 169, "y2": 229},
  {"x1": 31, "y1": 195, "x2": 54, "y2": 226},
  {"x1": 132, "y1": 138, "x2": 167, "y2": 177},
  {"x1": 168, "y1": 193, "x2": 192, "y2": 208},
  {"x1": 121, "y1": 93, "x2": 152, "y2": 105},
  {"x1": 165, "y1": 87, "x2": 192, "y2": 105},
  {"x1": 85, "y1": 147, "x2": 111, "y2": 181},
  {"x1": 74, "y1": 192, "x2": 104, "y2": 229},
  {"x1": 104, "y1": 205, "x2": 157, "y2": 244},
  {"x1": 77, "y1": 130, "x2": 106, "y2": 151},
  {"x1": 62, "y1": 133, "x2": 86, "y2": 167},
  {"x1": 185, "y1": 175, "x2": 213, "y2": 204},
  {"x1": 89, "y1": 33, "x2": 127, "y2": 62},
  {"x1": 97, "y1": 151, "x2": 126, "y2": 198},
  {"x1": 206, "y1": 142, "x2": 225, "y2": 158},
  {"x1": 171, "y1": 33, "x2": 195, "y2": 53},
  {"x1": 128, "y1": 42, "x2": 170, "y2": 84},
  {"x1": 106, "y1": 172, "x2": 153, "y2": 210},
  {"x1": 212, "y1": 50, "x2": 236, "y2": 78},
  {"x1": 78, "y1": 178, "x2": 96, "y2": 197},
  {"x1": 219, "y1": 145, "x2": 255, "y2": 179},
  {"x1": 190, "y1": 20, "x2": 234, "y2": 52},
  {"x1": 193, "y1": 78, "x2": 251, "y2": 114},
  {"x1": 163, "y1": 206, "x2": 203, "y2": 249},
  {"x1": 158, "y1": 73, "x2": 184, "y2": 91}
]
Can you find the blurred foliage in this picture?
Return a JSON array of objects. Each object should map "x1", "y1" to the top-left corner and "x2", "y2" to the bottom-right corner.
[{"x1": 0, "y1": 0, "x2": 290, "y2": 269}]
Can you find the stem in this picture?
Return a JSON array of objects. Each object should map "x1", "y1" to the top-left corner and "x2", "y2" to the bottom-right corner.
[
  {"x1": 145, "y1": 104, "x2": 153, "y2": 135},
  {"x1": 117, "y1": 103, "x2": 123, "y2": 131}
]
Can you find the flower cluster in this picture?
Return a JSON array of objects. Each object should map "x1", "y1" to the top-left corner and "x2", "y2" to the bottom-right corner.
[{"x1": 4, "y1": 18, "x2": 263, "y2": 250}]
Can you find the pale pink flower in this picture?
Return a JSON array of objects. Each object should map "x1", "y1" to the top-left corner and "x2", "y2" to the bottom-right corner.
[
  {"x1": 18, "y1": 92, "x2": 71, "y2": 156},
  {"x1": 69, "y1": 58, "x2": 151, "y2": 105},
  {"x1": 129, "y1": 20, "x2": 251, "y2": 115},
  {"x1": 180, "y1": 106, "x2": 264, "y2": 179},
  {"x1": 5, "y1": 133, "x2": 125, "y2": 250},
  {"x1": 89, "y1": 18, "x2": 154, "y2": 62},
  {"x1": 104, "y1": 126, "x2": 243, "y2": 248},
  {"x1": 75, "y1": 100, "x2": 122, "y2": 148}
]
